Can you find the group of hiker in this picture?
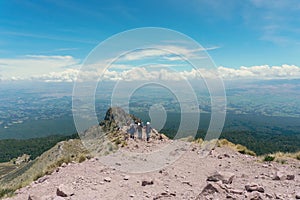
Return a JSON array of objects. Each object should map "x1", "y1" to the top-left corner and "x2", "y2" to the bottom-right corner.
[{"x1": 127, "y1": 121, "x2": 152, "y2": 141}]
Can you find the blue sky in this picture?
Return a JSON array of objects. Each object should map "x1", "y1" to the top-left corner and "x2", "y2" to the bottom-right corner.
[{"x1": 1, "y1": 0, "x2": 300, "y2": 80}]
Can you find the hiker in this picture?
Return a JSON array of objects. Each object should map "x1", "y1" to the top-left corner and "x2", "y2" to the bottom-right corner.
[
  {"x1": 145, "y1": 122, "x2": 152, "y2": 141},
  {"x1": 128, "y1": 122, "x2": 136, "y2": 139},
  {"x1": 137, "y1": 122, "x2": 143, "y2": 139}
]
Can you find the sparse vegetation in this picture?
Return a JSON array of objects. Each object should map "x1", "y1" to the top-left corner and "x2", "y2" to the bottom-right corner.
[
  {"x1": 0, "y1": 138, "x2": 89, "y2": 198},
  {"x1": 261, "y1": 151, "x2": 300, "y2": 163},
  {"x1": 263, "y1": 155, "x2": 275, "y2": 162},
  {"x1": 78, "y1": 154, "x2": 87, "y2": 163},
  {"x1": 0, "y1": 134, "x2": 78, "y2": 163},
  {"x1": 216, "y1": 139, "x2": 256, "y2": 156},
  {"x1": 121, "y1": 140, "x2": 127, "y2": 147},
  {"x1": 0, "y1": 188, "x2": 15, "y2": 198}
]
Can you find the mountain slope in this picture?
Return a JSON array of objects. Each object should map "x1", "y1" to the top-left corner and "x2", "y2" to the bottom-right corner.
[{"x1": 5, "y1": 140, "x2": 300, "y2": 200}]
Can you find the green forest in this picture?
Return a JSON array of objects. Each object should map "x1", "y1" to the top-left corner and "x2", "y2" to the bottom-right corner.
[{"x1": 0, "y1": 134, "x2": 78, "y2": 163}]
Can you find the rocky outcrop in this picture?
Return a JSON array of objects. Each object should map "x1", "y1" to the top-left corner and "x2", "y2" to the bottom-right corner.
[{"x1": 99, "y1": 107, "x2": 138, "y2": 131}]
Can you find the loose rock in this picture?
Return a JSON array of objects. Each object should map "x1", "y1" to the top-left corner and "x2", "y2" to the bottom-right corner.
[
  {"x1": 199, "y1": 183, "x2": 220, "y2": 196},
  {"x1": 207, "y1": 171, "x2": 235, "y2": 184},
  {"x1": 56, "y1": 184, "x2": 74, "y2": 197},
  {"x1": 104, "y1": 177, "x2": 112, "y2": 182},
  {"x1": 141, "y1": 180, "x2": 154, "y2": 186},
  {"x1": 245, "y1": 183, "x2": 264, "y2": 193}
]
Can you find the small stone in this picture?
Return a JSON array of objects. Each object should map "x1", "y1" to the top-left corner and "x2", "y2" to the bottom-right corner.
[
  {"x1": 124, "y1": 175, "x2": 130, "y2": 180},
  {"x1": 141, "y1": 180, "x2": 154, "y2": 186},
  {"x1": 182, "y1": 181, "x2": 192, "y2": 186},
  {"x1": 230, "y1": 189, "x2": 243, "y2": 195},
  {"x1": 104, "y1": 177, "x2": 112, "y2": 182},
  {"x1": 286, "y1": 174, "x2": 295, "y2": 180},
  {"x1": 129, "y1": 194, "x2": 135, "y2": 197},
  {"x1": 199, "y1": 183, "x2": 220, "y2": 196},
  {"x1": 265, "y1": 193, "x2": 273, "y2": 198},
  {"x1": 226, "y1": 194, "x2": 236, "y2": 199},
  {"x1": 273, "y1": 171, "x2": 285, "y2": 180},
  {"x1": 249, "y1": 191, "x2": 263, "y2": 200},
  {"x1": 245, "y1": 183, "x2": 264, "y2": 193},
  {"x1": 37, "y1": 176, "x2": 48, "y2": 183},
  {"x1": 296, "y1": 192, "x2": 300, "y2": 199},
  {"x1": 207, "y1": 171, "x2": 235, "y2": 184},
  {"x1": 56, "y1": 184, "x2": 74, "y2": 197},
  {"x1": 61, "y1": 163, "x2": 67, "y2": 168},
  {"x1": 28, "y1": 195, "x2": 38, "y2": 200}
]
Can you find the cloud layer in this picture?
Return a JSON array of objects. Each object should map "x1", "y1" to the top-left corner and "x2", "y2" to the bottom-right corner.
[
  {"x1": 0, "y1": 55, "x2": 80, "y2": 80},
  {"x1": 5, "y1": 64, "x2": 298, "y2": 82}
]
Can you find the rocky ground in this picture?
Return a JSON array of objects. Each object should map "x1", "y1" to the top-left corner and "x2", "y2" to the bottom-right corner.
[{"x1": 5, "y1": 138, "x2": 300, "y2": 200}]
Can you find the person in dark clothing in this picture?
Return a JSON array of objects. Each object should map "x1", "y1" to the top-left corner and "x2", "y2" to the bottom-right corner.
[{"x1": 145, "y1": 122, "x2": 152, "y2": 142}]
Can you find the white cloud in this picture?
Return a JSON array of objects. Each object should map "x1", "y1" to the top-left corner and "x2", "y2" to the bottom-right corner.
[
  {"x1": 218, "y1": 65, "x2": 300, "y2": 79},
  {"x1": 8, "y1": 64, "x2": 300, "y2": 82},
  {"x1": 30, "y1": 68, "x2": 79, "y2": 82},
  {"x1": 1, "y1": 53, "x2": 299, "y2": 82},
  {"x1": 119, "y1": 45, "x2": 219, "y2": 62},
  {"x1": 0, "y1": 55, "x2": 80, "y2": 80}
]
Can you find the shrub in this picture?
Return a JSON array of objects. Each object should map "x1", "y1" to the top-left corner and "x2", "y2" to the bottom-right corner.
[
  {"x1": 264, "y1": 155, "x2": 275, "y2": 162},
  {"x1": 78, "y1": 154, "x2": 86, "y2": 163}
]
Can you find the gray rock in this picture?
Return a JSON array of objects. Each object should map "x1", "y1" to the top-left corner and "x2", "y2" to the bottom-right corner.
[
  {"x1": 265, "y1": 193, "x2": 273, "y2": 198},
  {"x1": 37, "y1": 176, "x2": 48, "y2": 184},
  {"x1": 199, "y1": 183, "x2": 220, "y2": 196},
  {"x1": 296, "y1": 192, "x2": 300, "y2": 199},
  {"x1": 273, "y1": 171, "x2": 286, "y2": 180},
  {"x1": 286, "y1": 174, "x2": 295, "y2": 180},
  {"x1": 249, "y1": 191, "x2": 263, "y2": 200},
  {"x1": 104, "y1": 177, "x2": 112, "y2": 182},
  {"x1": 154, "y1": 192, "x2": 176, "y2": 199},
  {"x1": 28, "y1": 195, "x2": 38, "y2": 200},
  {"x1": 229, "y1": 189, "x2": 243, "y2": 195},
  {"x1": 141, "y1": 180, "x2": 154, "y2": 186},
  {"x1": 245, "y1": 183, "x2": 264, "y2": 193},
  {"x1": 207, "y1": 171, "x2": 235, "y2": 184},
  {"x1": 56, "y1": 184, "x2": 74, "y2": 197}
]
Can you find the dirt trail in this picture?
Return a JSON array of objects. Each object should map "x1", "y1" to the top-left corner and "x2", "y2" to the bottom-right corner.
[{"x1": 6, "y1": 139, "x2": 300, "y2": 200}]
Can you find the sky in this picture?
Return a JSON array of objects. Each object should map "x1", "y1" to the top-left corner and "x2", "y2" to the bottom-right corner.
[{"x1": 1, "y1": 0, "x2": 300, "y2": 81}]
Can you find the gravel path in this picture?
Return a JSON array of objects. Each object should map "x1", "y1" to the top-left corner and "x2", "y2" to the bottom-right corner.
[{"x1": 6, "y1": 140, "x2": 300, "y2": 200}]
